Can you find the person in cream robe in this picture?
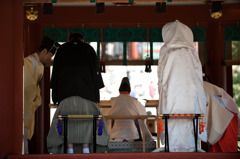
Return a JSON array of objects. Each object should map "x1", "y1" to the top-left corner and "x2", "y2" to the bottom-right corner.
[
  {"x1": 24, "y1": 36, "x2": 59, "y2": 153},
  {"x1": 157, "y1": 20, "x2": 207, "y2": 152},
  {"x1": 105, "y1": 77, "x2": 153, "y2": 142}
]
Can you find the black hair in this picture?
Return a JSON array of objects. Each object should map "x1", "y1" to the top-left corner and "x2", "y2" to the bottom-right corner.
[
  {"x1": 69, "y1": 33, "x2": 84, "y2": 42},
  {"x1": 119, "y1": 77, "x2": 131, "y2": 93},
  {"x1": 38, "y1": 36, "x2": 60, "y2": 55}
]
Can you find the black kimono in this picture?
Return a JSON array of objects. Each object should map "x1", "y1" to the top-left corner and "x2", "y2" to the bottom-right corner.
[
  {"x1": 48, "y1": 39, "x2": 109, "y2": 153},
  {"x1": 50, "y1": 39, "x2": 104, "y2": 104}
]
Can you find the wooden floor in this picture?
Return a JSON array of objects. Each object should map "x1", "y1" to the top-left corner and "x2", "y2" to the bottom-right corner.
[{"x1": 9, "y1": 152, "x2": 240, "y2": 159}]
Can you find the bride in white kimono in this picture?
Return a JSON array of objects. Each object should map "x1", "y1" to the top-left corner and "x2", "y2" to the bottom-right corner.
[{"x1": 157, "y1": 20, "x2": 207, "y2": 152}]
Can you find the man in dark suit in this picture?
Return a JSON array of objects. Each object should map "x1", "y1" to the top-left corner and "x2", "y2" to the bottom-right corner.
[{"x1": 47, "y1": 33, "x2": 109, "y2": 154}]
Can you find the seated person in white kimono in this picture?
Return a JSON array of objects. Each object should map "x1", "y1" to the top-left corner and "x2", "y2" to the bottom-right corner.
[
  {"x1": 203, "y1": 78, "x2": 239, "y2": 152},
  {"x1": 105, "y1": 77, "x2": 153, "y2": 142}
]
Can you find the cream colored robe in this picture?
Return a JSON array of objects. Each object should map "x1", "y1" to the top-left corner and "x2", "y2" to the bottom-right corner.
[
  {"x1": 103, "y1": 94, "x2": 153, "y2": 142},
  {"x1": 24, "y1": 53, "x2": 44, "y2": 139}
]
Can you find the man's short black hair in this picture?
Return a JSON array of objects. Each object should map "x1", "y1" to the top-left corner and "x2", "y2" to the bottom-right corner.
[
  {"x1": 38, "y1": 36, "x2": 60, "y2": 55},
  {"x1": 69, "y1": 33, "x2": 84, "y2": 42}
]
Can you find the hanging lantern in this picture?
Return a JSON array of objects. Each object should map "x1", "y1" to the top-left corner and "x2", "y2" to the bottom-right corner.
[
  {"x1": 99, "y1": 60, "x2": 105, "y2": 73},
  {"x1": 210, "y1": 1, "x2": 223, "y2": 19},
  {"x1": 145, "y1": 58, "x2": 152, "y2": 73},
  {"x1": 145, "y1": 43, "x2": 152, "y2": 73}
]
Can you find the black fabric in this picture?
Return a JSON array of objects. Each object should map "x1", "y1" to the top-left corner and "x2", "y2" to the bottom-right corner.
[{"x1": 50, "y1": 39, "x2": 104, "y2": 104}]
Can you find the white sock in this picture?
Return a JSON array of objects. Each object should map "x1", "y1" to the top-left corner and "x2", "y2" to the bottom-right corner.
[
  {"x1": 82, "y1": 147, "x2": 90, "y2": 153},
  {"x1": 67, "y1": 148, "x2": 74, "y2": 153}
]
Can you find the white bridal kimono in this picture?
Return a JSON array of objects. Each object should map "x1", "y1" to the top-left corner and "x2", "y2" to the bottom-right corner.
[
  {"x1": 104, "y1": 94, "x2": 153, "y2": 142},
  {"x1": 157, "y1": 20, "x2": 207, "y2": 152}
]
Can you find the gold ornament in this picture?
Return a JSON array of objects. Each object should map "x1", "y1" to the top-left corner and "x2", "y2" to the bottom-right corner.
[
  {"x1": 26, "y1": 7, "x2": 38, "y2": 21},
  {"x1": 210, "y1": 10, "x2": 222, "y2": 19}
]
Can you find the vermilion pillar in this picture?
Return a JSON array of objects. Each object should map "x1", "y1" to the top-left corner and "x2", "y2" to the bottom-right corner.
[
  {"x1": 206, "y1": 21, "x2": 225, "y2": 89},
  {"x1": 0, "y1": 0, "x2": 23, "y2": 158}
]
